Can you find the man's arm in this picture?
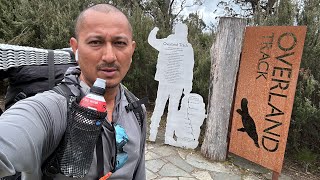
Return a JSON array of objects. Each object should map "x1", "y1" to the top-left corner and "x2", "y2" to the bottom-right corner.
[
  {"x1": 0, "y1": 91, "x2": 67, "y2": 178},
  {"x1": 148, "y1": 27, "x2": 162, "y2": 51}
]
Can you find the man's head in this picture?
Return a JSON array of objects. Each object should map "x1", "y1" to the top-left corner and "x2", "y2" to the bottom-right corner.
[
  {"x1": 173, "y1": 23, "x2": 188, "y2": 39},
  {"x1": 70, "y1": 4, "x2": 136, "y2": 89}
]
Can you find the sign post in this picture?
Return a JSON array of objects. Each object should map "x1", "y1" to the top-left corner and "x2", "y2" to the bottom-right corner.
[{"x1": 229, "y1": 26, "x2": 307, "y2": 174}]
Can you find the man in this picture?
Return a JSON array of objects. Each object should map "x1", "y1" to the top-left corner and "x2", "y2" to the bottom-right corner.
[
  {"x1": 148, "y1": 23, "x2": 194, "y2": 144},
  {"x1": 0, "y1": 3, "x2": 146, "y2": 180}
]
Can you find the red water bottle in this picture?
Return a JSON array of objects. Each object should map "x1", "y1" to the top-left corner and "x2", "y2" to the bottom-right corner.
[{"x1": 79, "y1": 78, "x2": 107, "y2": 112}]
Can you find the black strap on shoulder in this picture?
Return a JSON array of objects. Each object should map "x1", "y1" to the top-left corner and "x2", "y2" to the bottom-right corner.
[
  {"x1": 123, "y1": 88, "x2": 148, "y2": 130},
  {"x1": 96, "y1": 134, "x2": 104, "y2": 178},
  {"x1": 52, "y1": 83, "x2": 75, "y2": 106},
  {"x1": 124, "y1": 88, "x2": 148, "y2": 179},
  {"x1": 41, "y1": 83, "x2": 74, "y2": 180},
  {"x1": 48, "y1": 50, "x2": 55, "y2": 89}
]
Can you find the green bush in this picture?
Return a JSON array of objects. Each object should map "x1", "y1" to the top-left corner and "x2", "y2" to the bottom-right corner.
[{"x1": 289, "y1": 70, "x2": 320, "y2": 169}]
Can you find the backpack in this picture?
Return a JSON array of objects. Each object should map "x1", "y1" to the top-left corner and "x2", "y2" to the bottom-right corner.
[
  {"x1": 0, "y1": 44, "x2": 148, "y2": 179},
  {"x1": 0, "y1": 44, "x2": 76, "y2": 112}
]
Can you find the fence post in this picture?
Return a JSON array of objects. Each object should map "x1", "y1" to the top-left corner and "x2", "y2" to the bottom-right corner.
[{"x1": 201, "y1": 17, "x2": 246, "y2": 161}]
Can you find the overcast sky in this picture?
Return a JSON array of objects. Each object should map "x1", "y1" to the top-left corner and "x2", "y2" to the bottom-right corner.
[{"x1": 175, "y1": 0, "x2": 224, "y2": 27}]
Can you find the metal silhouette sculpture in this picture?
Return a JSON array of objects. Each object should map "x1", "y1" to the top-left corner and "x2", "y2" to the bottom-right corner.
[
  {"x1": 236, "y1": 98, "x2": 260, "y2": 148},
  {"x1": 148, "y1": 23, "x2": 205, "y2": 149},
  {"x1": 173, "y1": 93, "x2": 206, "y2": 148}
]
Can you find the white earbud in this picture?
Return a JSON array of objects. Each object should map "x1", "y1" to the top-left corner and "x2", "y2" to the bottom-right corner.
[{"x1": 75, "y1": 49, "x2": 79, "y2": 61}]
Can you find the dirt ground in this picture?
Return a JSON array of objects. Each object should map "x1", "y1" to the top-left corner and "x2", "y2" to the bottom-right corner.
[{"x1": 281, "y1": 158, "x2": 320, "y2": 180}]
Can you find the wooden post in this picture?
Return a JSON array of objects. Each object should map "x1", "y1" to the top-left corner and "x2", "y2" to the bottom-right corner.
[
  {"x1": 272, "y1": 172, "x2": 280, "y2": 180},
  {"x1": 201, "y1": 17, "x2": 246, "y2": 161}
]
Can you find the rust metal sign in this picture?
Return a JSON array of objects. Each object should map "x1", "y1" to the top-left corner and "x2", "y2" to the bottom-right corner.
[{"x1": 229, "y1": 26, "x2": 307, "y2": 173}]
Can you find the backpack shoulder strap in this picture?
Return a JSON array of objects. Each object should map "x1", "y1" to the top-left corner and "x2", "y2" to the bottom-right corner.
[
  {"x1": 123, "y1": 87, "x2": 148, "y2": 130},
  {"x1": 48, "y1": 50, "x2": 55, "y2": 89},
  {"x1": 52, "y1": 83, "x2": 76, "y2": 107}
]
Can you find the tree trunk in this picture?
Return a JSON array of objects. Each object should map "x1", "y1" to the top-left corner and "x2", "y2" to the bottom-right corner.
[{"x1": 201, "y1": 17, "x2": 246, "y2": 161}]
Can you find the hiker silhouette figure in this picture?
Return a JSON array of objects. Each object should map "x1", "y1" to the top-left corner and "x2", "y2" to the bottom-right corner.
[{"x1": 236, "y1": 98, "x2": 260, "y2": 148}]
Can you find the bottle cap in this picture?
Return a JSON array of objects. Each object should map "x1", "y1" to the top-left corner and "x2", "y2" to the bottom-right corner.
[
  {"x1": 93, "y1": 78, "x2": 106, "y2": 88},
  {"x1": 91, "y1": 78, "x2": 106, "y2": 95}
]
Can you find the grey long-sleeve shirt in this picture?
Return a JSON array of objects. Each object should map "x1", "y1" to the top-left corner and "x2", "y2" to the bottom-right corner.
[{"x1": 0, "y1": 67, "x2": 146, "y2": 180}]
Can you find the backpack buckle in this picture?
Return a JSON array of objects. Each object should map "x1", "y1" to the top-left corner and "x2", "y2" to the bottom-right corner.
[
  {"x1": 125, "y1": 102, "x2": 138, "y2": 113},
  {"x1": 125, "y1": 97, "x2": 148, "y2": 113},
  {"x1": 14, "y1": 92, "x2": 27, "y2": 103}
]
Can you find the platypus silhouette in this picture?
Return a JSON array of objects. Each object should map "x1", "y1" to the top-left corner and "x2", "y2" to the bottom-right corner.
[{"x1": 236, "y1": 98, "x2": 260, "y2": 148}]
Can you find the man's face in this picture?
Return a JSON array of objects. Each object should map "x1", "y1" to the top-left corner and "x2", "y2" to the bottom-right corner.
[{"x1": 70, "y1": 10, "x2": 136, "y2": 88}]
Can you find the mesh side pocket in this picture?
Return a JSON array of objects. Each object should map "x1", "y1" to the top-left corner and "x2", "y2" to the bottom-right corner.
[{"x1": 43, "y1": 100, "x2": 108, "y2": 178}]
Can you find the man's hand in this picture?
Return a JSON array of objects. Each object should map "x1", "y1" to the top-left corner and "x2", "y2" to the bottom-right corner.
[
  {"x1": 152, "y1": 27, "x2": 159, "y2": 32},
  {"x1": 148, "y1": 27, "x2": 161, "y2": 50}
]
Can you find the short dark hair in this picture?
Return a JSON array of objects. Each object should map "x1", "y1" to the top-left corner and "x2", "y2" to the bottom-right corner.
[{"x1": 74, "y1": 4, "x2": 133, "y2": 38}]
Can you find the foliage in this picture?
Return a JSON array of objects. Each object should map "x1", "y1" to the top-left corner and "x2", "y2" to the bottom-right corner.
[
  {"x1": 297, "y1": 0, "x2": 320, "y2": 81},
  {"x1": 216, "y1": 0, "x2": 277, "y2": 19},
  {"x1": 290, "y1": 70, "x2": 320, "y2": 160},
  {"x1": 0, "y1": 0, "x2": 84, "y2": 48},
  {"x1": 122, "y1": 2, "x2": 158, "y2": 99},
  {"x1": 182, "y1": 13, "x2": 214, "y2": 104},
  {"x1": 290, "y1": 0, "x2": 320, "y2": 167},
  {"x1": 246, "y1": 0, "x2": 296, "y2": 26},
  {"x1": 295, "y1": 147, "x2": 318, "y2": 173}
]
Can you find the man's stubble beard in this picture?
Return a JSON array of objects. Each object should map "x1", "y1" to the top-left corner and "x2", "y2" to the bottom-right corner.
[{"x1": 106, "y1": 83, "x2": 120, "y2": 89}]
